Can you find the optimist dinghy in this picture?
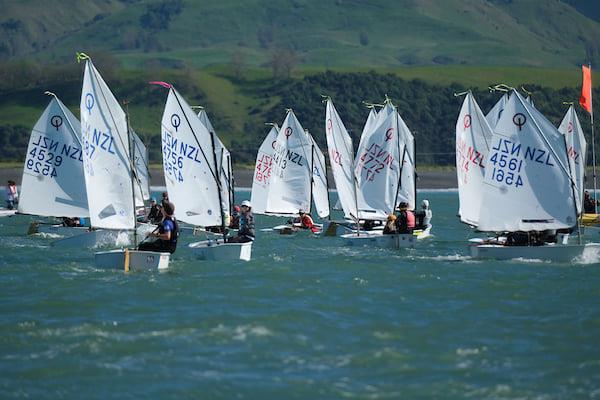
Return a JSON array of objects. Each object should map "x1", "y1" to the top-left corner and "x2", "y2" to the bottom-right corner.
[
  {"x1": 251, "y1": 110, "x2": 330, "y2": 233},
  {"x1": 153, "y1": 84, "x2": 251, "y2": 261},
  {"x1": 461, "y1": 89, "x2": 600, "y2": 262},
  {"x1": 78, "y1": 54, "x2": 169, "y2": 270}
]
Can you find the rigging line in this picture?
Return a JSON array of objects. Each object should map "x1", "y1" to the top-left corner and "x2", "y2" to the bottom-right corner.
[
  {"x1": 515, "y1": 91, "x2": 577, "y2": 189},
  {"x1": 170, "y1": 89, "x2": 221, "y2": 190},
  {"x1": 86, "y1": 61, "x2": 143, "y2": 215},
  {"x1": 468, "y1": 91, "x2": 492, "y2": 152}
]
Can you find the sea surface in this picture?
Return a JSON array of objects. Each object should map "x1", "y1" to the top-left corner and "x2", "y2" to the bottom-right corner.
[{"x1": 1, "y1": 190, "x2": 599, "y2": 399}]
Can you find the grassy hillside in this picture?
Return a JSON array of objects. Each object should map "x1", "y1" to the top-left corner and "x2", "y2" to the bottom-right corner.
[{"x1": 1, "y1": 0, "x2": 600, "y2": 68}]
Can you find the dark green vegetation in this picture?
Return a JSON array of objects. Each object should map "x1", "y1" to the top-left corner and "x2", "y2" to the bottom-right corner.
[
  {"x1": 0, "y1": 0, "x2": 599, "y2": 165},
  {"x1": 1, "y1": 64, "x2": 598, "y2": 165}
]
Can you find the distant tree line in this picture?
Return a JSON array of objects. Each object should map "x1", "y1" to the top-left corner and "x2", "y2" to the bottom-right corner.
[{"x1": 0, "y1": 68, "x2": 597, "y2": 167}]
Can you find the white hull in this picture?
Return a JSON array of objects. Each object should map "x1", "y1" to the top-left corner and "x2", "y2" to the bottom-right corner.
[
  {"x1": 342, "y1": 231, "x2": 416, "y2": 249},
  {"x1": 189, "y1": 240, "x2": 253, "y2": 261},
  {"x1": 268, "y1": 223, "x2": 323, "y2": 235},
  {"x1": 0, "y1": 209, "x2": 17, "y2": 217},
  {"x1": 95, "y1": 249, "x2": 170, "y2": 271},
  {"x1": 321, "y1": 220, "x2": 360, "y2": 236},
  {"x1": 34, "y1": 224, "x2": 89, "y2": 237},
  {"x1": 51, "y1": 229, "x2": 127, "y2": 248},
  {"x1": 414, "y1": 225, "x2": 432, "y2": 240},
  {"x1": 470, "y1": 242, "x2": 600, "y2": 262}
]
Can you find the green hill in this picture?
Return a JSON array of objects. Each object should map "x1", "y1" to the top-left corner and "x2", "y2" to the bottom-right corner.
[{"x1": 1, "y1": 0, "x2": 600, "y2": 68}]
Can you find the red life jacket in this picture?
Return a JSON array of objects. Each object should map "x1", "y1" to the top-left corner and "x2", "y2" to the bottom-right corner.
[
  {"x1": 300, "y1": 214, "x2": 319, "y2": 233},
  {"x1": 406, "y1": 210, "x2": 416, "y2": 229}
]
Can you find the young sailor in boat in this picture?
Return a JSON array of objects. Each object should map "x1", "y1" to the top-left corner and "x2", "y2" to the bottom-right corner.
[
  {"x1": 583, "y1": 191, "x2": 598, "y2": 213},
  {"x1": 139, "y1": 201, "x2": 179, "y2": 254},
  {"x1": 415, "y1": 199, "x2": 432, "y2": 229},
  {"x1": 61, "y1": 217, "x2": 83, "y2": 227},
  {"x1": 227, "y1": 200, "x2": 255, "y2": 243},
  {"x1": 383, "y1": 214, "x2": 397, "y2": 234},
  {"x1": 5, "y1": 180, "x2": 18, "y2": 210},
  {"x1": 146, "y1": 198, "x2": 162, "y2": 224},
  {"x1": 395, "y1": 202, "x2": 415, "y2": 234},
  {"x1": 298, "y1": 209, "x2": 319, "y2": 233},
  {"x1": 229, "y1": 205, "x2": 241, "y2": 229}
]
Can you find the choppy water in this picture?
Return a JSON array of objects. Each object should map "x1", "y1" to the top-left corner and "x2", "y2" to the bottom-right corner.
[{"x1": 1, "y1": 190, "x2": 599, "y2": 399}]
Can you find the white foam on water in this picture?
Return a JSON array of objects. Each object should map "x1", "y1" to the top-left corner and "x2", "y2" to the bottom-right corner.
[
  {"x1": 33, "y1": 232, "x2": 63, "y2": 239},
  {"x1": 573, "y1": 245, "x2": 600, "y2": 265}
]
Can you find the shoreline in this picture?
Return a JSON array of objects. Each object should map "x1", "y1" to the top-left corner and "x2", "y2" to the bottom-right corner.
[{"x1": 0, "y1": 167, "x2": 459, "y2": 189}]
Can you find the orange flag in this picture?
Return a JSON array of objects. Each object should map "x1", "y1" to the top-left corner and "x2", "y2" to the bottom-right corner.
[{"x1": 580, "y1": 65, "x2": 592, "y2": 115}]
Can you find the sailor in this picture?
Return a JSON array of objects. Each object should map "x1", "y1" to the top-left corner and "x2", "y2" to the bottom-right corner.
[
  {"x1": 161, "y1": 191, "x2": 169, "y2": 208},
  {"x1": 583, "y1": 190, "x2": 598, "y2": 213},
  {"x1": 138, "y1": 201, "x2": 179, "y2": 254},
  {"x1": 298, "y1": 209, "x2": 319, "y2": 233},
  {"x1": 147, "y1": 197, "x2": 162, "y2": 224},
  {"x1": 395, "y1": 202, "x2": 415, "y2": 234},
  {"x1": 228, "y1": 200, "x2": 255, "y2": 243},
  {"x1": 415, "y1": 199, "x2": 433, "y2": 229},
  {"x1": 5, "y1": 180, "x2": 18, "y2": 210},
  {"x1": 61, "y1": 217, "x2": 82, "y2": 227},
  {"x1": 383, "y1": 214, "x2": 397, "y2": 234},
  {"x1": 230, "y1": 205, "x2": 241, "y2": 229}
]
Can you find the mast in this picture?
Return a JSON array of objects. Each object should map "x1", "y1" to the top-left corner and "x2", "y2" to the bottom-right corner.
[
  {"x1": 393, "y1": 111, "x2": 404, "y2": 213},
  {"x1": 227, "y1": 153, "x2": 234, "y2": 213},
  {"x1": 124, "y1": 100, "x2": 138, "y2": 247},
  {"x1": 210, "y1": 130, "x2": 227, "y2": 241},
  {"x1": 309, "y1": 141, "x2": 315, "y2": 215},
  {"x1": 413, "y1": 136, "x2": 417, "y2": 209},
  {"x1": 590, "y1": 63, "x2": 597, "y2": 213}
]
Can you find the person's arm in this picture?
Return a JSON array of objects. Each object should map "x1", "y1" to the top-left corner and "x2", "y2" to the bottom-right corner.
[{"x1": 149, "y1": 222, "x2": 172, "y2": 240}]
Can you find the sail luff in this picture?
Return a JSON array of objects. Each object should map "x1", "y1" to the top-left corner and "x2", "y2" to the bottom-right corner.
[{"x1": 80, "y1": 59, "x2": 134, "y2": 230}]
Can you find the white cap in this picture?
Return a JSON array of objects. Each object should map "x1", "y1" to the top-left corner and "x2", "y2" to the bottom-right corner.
[
  {"x1": 241, "y1": 200, "x2": 251, "y2": 208},
  {"x1": 421, "y1": 199, "x2": 429, "y2": 208}
]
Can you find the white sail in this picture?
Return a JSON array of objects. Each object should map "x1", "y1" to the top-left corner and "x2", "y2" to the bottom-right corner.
[
  {"x1": 265, "y1": 111, "x2": 312, "y2": 215},
  {"x1": 19, "y1": 96, "x2": 89, "y2": 218},
  {"x1": 161, "y1": 87, "x2": 221, "y2": 227},
  {"x1": 396, "y1": 112, "x2": 416, "y2": 210},
  {"x1": 132, "y1": 130, "x2": 150, "y2": 207},
  {"x1": 325, "y1": 99, "x2": 357, "y2": 219},
  {"x1": 309, "y1": 135, "x2": 330, "y2": 218},
  {"x1": 558, "y1": 105, "x2": 586, "y2": 214},
  {"x1": 198, "y1": 109, "x2": 232, "y2": 215},
  {"x1": 251, "y1": 125, "x2": 278, "y2": 214},
  {"x1": 361, "y1": 107, "x2": 379, "y2": 138},
  {"x1": 354, "y1": 108, "x2": 401, "y2": 220},
  {"x1": 485, "y1": 93, "x2": 508, "y2": 129},
  {"x1": 477, "y1": 90, "x2": 576, "y2": 232},
  {"x1": 80, "y1": 60, "x2": 134, "y2": 230},
  {"x1": 455, "y1": 92, "x2": 493, "y2": 226}
]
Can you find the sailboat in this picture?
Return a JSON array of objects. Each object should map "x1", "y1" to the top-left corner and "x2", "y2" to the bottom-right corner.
[
  {"x1": 155, "y1": 83, "x2": 251, "y2": 261},
  {"x1": 79, "y1": 55, "x2": 169, "y2": 270},
  {"x1": 468, "y1": 90, "x2": 600, "y2": 261},
  {"x1": 251, "y1": 123, "x2": 279, "y2": 214},
  {"x1": 455, "y1": 91, "x2": 493, "y2": 227},
  {"x1": 18, "y1": 93, "x2": 89, "y2": 235},
  {"x1": 254, "y1": 109, "x2": 330, "y2": 234},
  {"x1": 320, "y1": 98, "x2": 360, "y2": 236},
  {"x1": 341, "y1": 100, "x2": 419, "y2": 248},
  {"x1": 197, "y1": 107, "x2": 234, "y2": 230},
  {"x1": 558, "y1": 104, "x2": 586, "y2": 215}
]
